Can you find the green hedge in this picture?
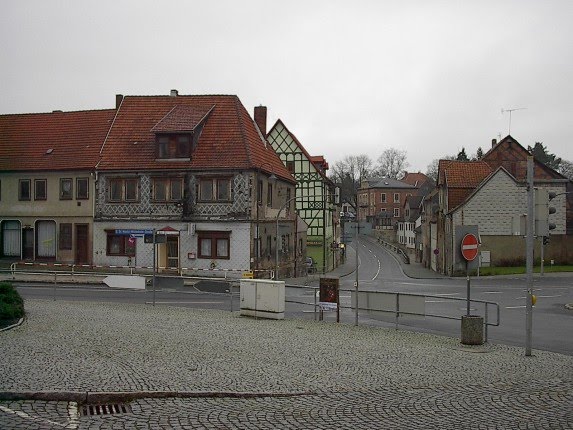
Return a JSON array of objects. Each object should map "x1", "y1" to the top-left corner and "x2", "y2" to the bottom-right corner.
[{"x1": 0, "y1": 282, "x2": 24, "y2": 320}]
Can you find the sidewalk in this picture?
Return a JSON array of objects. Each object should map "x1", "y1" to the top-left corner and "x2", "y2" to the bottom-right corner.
[{"x1": 1, "y1": 299, "x2": 571, "y2": 429}]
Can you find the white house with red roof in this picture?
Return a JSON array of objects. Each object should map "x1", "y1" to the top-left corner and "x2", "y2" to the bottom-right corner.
[{"x1": 93, "y1": 92, "x2": 297, "y2": 278}]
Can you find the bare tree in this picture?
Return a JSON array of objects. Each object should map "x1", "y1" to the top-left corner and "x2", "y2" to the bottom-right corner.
[
  {"x1": 375, "y1": 148, "x2": 409, "y2": 179},
  {"x1": 329, "y1": 154, "x2": 374, "y2": 211},
  {"x1": 426, "y1": 155, "x2": 456, "y2": 182},
  {"x1": 559, "y1": 159, "x2": 573, "y2": 180},
  {"x1": 425, "y1": 159, "x2": 440, "y2": 183}
]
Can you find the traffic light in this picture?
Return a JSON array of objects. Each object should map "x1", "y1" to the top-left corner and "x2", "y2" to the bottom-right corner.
[
  {"x1": 534, "y1": 188, "x2": 557, "y2": 236},
  {"x1": 543, "y1": 236, "x2": 550, "y2": 246}
]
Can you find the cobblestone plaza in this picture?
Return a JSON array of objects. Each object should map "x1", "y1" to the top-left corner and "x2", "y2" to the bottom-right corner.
[{"x1": 1, "y1": 300, "x2": 572, "y2": 429}]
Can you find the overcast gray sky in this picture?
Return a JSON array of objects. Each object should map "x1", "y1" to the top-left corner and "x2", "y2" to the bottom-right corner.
[{"x1": 1, "y1": 0, "x2": 572, "y2": 173}]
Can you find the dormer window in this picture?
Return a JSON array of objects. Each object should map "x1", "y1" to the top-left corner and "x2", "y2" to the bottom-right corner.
[{"x1": 157, "y1": 134, "x2": 191, "y2": 159}]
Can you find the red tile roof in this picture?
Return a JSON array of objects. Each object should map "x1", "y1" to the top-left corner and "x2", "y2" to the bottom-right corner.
[
  {"x1": 401, "y1": 172, "x2": 430, "y2": 187},
  {"x1": 98, "y1": 95, "x2": 294, "y2": 183},
  {"x1": 438, "y1": 160, "x2": 492, "y2": 211},
  {"x1": 439, "y1": 160, "x2": 492, "y2": 188},
  {"x1": 0, "y1": 109, "x2": 115, "y2": 171}
]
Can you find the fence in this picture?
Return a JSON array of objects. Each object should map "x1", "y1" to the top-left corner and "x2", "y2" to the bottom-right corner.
[
  {"x1": 3, "y1": 264, "x2": 499, "y2": 341},
  {"x1": 283, "y1": 284, "x2": 500, "y2": 342}
]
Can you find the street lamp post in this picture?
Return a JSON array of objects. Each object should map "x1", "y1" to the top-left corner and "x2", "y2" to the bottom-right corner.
[{"x1": 275, "y1": 195, "x2": 303, "y2": 280}]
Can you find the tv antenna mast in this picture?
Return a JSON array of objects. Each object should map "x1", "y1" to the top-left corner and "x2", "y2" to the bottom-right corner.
[{"x1": 501, "y1": 107, "x2": 527, "y2": 135}]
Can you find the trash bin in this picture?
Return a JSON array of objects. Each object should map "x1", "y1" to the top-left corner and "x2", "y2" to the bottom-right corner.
[{"x1": 461, "y1": 315, "x2": 484, "y2": 345}]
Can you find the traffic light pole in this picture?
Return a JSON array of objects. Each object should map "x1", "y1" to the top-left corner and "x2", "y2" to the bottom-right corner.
[{"x1": 525, "y1": 156, "x2": 534, "y2": 356}]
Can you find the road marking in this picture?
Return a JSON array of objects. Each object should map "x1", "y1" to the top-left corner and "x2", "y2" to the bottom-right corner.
[
  {"x1": 482, "y1": 291, "x2": 502, "y2": 294},
  {"x1": 536, "y1": 295, "x2": 562, "y2": 298},
  {"x1": 426, "y1": 300, "x2": 449, "y2": 303},
  {"x1": 506, "y1": 305, "x2": 526, "y2": 309},
  {"x1": 145, "y1": 301, "x2": 224, "y2": 304},
  {"x1": 0, "y1": 405, "x2": 69, "y2": 428},
  {"x1": 371, "y1": 259, "x2": 381, "y2": 281},
  {"x1": 433, "y1": 293, "x2": 459, "y2": 296}
]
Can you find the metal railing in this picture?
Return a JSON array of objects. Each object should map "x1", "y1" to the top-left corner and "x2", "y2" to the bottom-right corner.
[
  {"x1": 374, "y1": 238, "x2": 410, "y2": 264},
  {"x1": 284, "y1": 284, "x2": 500, "y2": 342}
]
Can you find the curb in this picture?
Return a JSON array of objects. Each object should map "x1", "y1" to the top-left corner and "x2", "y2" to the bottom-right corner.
[
  {"x1": 0, "y1": 390, "x2": 316, "y2": 404},
  {"x1": 0, "y1": 317, "x2": 24, "y2": 332}
]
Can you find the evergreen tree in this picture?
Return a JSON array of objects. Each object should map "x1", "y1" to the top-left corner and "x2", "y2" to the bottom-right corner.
[
  {"x1": 476, "y1": 146, "x2": 484, "y2": 160},
  {"x1": 527, "y1": 142, "x2": 561, "y2": 170},
  {"x1": 456, "y1": 147, "x2": 469, "y2": 161}
]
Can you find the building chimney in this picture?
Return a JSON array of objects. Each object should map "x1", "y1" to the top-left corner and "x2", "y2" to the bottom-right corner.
[
  {"x1": 115, "y1": 94, "x2": 123, "y2": 109},
  {"x1": 254, "y1": 105, "x2": 267, "y2": 136},
  {"x1": 491, "y1": 138, "x2": 497, "y2": 148},
  {"x1": 170, "y1": 89, "x2": 178, "y2": 97}
]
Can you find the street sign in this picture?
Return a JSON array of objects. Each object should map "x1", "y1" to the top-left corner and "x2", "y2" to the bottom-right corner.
[
  {"x1": 461, "y1": 234, "x2": 479, "y2": 261},
  {"x1": 115, "y1": 229, "x2": 153, "y2": 236}
]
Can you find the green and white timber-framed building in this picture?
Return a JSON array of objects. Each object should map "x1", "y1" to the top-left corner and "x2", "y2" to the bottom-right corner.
[{"x1": 266, "y1": 119, "x2": 340, "y2": 273}]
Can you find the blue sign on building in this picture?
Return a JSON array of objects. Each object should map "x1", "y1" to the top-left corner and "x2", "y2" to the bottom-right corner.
[{"x1": 115, "y1": 229, "x2": 154, "y2": 236}]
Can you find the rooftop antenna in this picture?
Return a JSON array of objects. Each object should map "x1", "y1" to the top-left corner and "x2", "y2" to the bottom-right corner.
[{"x1": 501, "y1": 107, "x2": 527, "y2": 135}]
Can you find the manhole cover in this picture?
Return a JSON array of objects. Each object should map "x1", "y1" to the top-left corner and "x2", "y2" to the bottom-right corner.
[{"x1": 80, "y1": 403, "x2": 132, "y2": 416}]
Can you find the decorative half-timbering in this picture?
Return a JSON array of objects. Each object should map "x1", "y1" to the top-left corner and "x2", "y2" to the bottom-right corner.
[{"x1": 267, "y1": 119, "x2": 340, "y2": 273}]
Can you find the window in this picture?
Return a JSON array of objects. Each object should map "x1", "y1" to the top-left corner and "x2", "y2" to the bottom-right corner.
[
  {"x1": 405, "y1": 209, "x2": 410, "y2": 217},
  {"x1": 19, "y1": 179, "x2": 31, "y2": 201},
  {"x1": 257, "y1": 180, "x2": 263, "y2": 205},
  {"x1": 394, "y1": 208, "x2": 400, "y2": 217},
  {"x1": 109, "y1": 178, "x2": 139, "y2": 202},
  {"x1": 76, "y1": 178, "x2": 89, "y2": 199},
  {"x1": 60, "y1": 178, "x2": 73, "y2": 200},
  {"x1": 157, "y1": 134, "x2": 191, "y2": 159},
  {"x1": 267, "y1": 183, "x2": 273, "y2": 207},
  {"x1": 197, "y1": 231, "x2": 230, "y2": 259},
  {"x1": 152, "y1": 178, "x2": 183, "y2": 201},
  {"x1": 286, "y1": 188, "x2": 291, "y2": 214},
  {"x1": 106, "y1": 232, "x2": 136, "y2": 256},
  {"x1": 155, "y1": 179, "x2": 177, "y2": 201},
  {"x1": 198, "y1": 178, "x2": 231, "y2": 202},
  {"x1": 59, "y1": 223, "x2": 72, "y2": 250},
  {"x1": 34, "y1": 179, "x2": 47, "y2": 200},
  {"x1": 286, "y1": 160, "x2": 295, "y2": 173},
  {"x1": 381, "y1": 193, "x2": 386, "y2": 203},
  {"x1": 394, "y1": 193, "x2": 400, "y2": 203}
]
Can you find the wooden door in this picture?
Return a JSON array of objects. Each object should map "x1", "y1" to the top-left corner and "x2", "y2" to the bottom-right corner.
[{"x1": 75, "y1": 224, "x2": 89, "y2": 264}]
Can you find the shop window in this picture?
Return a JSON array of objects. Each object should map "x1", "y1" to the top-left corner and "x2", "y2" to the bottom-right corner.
[
  {"x1": 106, "y1": 232, "x2": 136, "y2": 256},
  {"x1": 197, "y1": 231, "x2": 230, "y2": 259}
]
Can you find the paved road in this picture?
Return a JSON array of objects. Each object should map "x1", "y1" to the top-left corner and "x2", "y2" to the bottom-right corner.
[
  {"x1": 1, "y1": 300, "x2": 572, "y2": 429},
  {"x1": 335, "y1": 236, "x2": 573, "y2": 355}
]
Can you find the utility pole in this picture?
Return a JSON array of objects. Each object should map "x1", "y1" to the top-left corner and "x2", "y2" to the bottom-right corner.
[{"x1": 525, "y1": 156, "x2": 534, "y2": 356}]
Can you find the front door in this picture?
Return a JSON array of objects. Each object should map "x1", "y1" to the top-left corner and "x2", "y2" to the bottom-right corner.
[
  {"x1": 22, "y1": 228, "x2": 34, "y2": 260},
  {"x1": 75, "y1": 224, "x2": 89, "y2": 264},
  {"x1": 166, "y1": 236, "x2": 179, "y2": 270}
]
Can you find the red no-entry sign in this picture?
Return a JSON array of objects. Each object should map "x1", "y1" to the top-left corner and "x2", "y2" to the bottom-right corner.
[{"x1": 461, "y1": 234, "x2": 479, "y2": 261}]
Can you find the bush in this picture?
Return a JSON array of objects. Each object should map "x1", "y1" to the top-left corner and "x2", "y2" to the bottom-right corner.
[{"x1": 0, "y1": 282, "x2": 24, "y2": 320}]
